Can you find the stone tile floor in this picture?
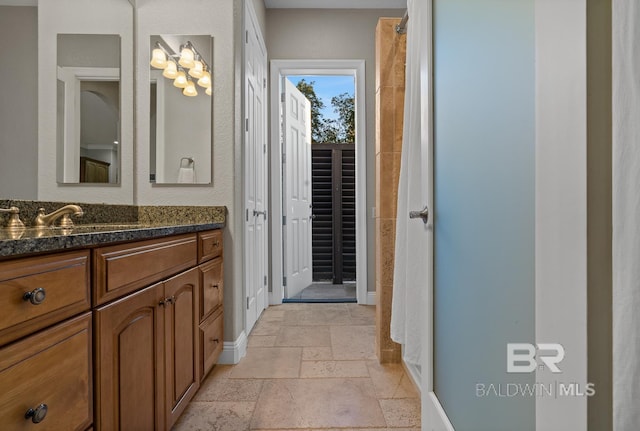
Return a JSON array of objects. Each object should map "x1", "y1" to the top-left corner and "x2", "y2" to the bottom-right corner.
[
  {"x1": 174, "y1": 303, "x2": 421, "y2": 431},
  {"x1": 285, "y1": 283, "x2": 357, "y2": 302}
]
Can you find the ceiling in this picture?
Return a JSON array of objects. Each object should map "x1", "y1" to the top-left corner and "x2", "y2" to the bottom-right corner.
[{"x1": 264, "y1": 0, "x2": 406, "y2": 9}]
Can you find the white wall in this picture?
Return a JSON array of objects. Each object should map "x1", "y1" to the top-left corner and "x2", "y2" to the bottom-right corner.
[
  {"x1": 613, "y1": 1, "x2": 640, "y2": 429},
  {"x1": 266, "y1": 8, "x2": 405, "y2": 293},
  {"x1": 135, "y1": 0, "x2": 243, "y2": 342},
  {"x1": 535, "y1": 0, "x2": 588, "y2": 429},
  {"x1": 0, "y1": 6, "x2": 38, "y2": 200},
  {"x1": 38, "y1": 0, "x2": 134, "y2": 204}
]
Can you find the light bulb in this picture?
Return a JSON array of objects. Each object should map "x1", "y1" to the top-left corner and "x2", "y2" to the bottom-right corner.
[
  {"x1": 150, "y1": 48, "x2": 167, "y2": 69},
  {"x1": 205, "y1": 86, "x2": 212, "y2": 96},
  {"x1": 173, "y1": 70, "x2": 187, "y2": 88},
  {"x1": 162, "y1": 60, "x2": 178, "y2": 79},
  {"x1": 183, "y1": 80, "x2": 198, "y2": 97},
  {"x1": 188, "y1": 60, "x2": 204, "y2": 78},
  {"x1": 178, "y1": 46, "x2": 195, "y2": 69},
  {"x1": 197, "y1": 70, "x2": 211, "y2": 88}
]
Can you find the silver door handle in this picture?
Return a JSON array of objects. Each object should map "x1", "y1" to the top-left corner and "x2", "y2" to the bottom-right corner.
[
  {"x1": 409, "y1": 206, "x2": 429, "y2": 224},
  {"x1": 253, "y1": 210, "x2": 267, "y2": 219}
]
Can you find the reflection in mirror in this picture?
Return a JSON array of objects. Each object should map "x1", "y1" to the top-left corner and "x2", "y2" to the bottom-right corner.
[
  {"x1": 149, "y1": 35, "x2": 212, "y2": 184},
  {"x1": 56, "y1": 34, "x2": 120, "y2": 184}
]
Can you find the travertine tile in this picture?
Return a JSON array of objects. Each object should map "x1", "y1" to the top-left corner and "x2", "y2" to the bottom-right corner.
[
  {"x1": 275, "y1": 325, "x2": 331, "y2": 347},
  {"x1": 258, "y1": 308, "x2": 285, "y2": 322},
  {"x1": 379, "y1": 398, "x2": 421, "y2": 428},
  {"x1": 228, "y1": 347, "x2": 301, "y2": 379},
  {"x1": 251, "y1": 378, "x2": 386, "y2": 429},
  {"x1": 378, "y1": 86, "x2": 396, "y2": 154},
  {"x1": 331, "y1": 325, "x2": 377, "y2": 360},
  {"x1": 302, "y1": 346, "x2": 333, "y2": 361},
  {"x1": 300, "y1": 360, "x2": 369, "y2": 378},
  {"x1": 194, "y1": 377, "x2": 263, "y2": 402},
  {"x1": 250, "y1": 319, "x2": 281, "y2": 336},
  {"x1": 347, "y1": 304, "x2": 376, "y2": 325},
  {"x1": 172, "y1": 401, "x2": 254, "y2": 431},
  {"x1": 247, "y1": 335, "x2": 276, "y2": 348},
  {"x1": 367, "y1": 360, "x2": 407, "y2": 399}
]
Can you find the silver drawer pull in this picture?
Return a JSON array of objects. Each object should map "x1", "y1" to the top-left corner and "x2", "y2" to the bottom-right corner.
[
  {"x1": 25, "y1": 403, "x2": 48, "y2": 423},
  {"x1": 23, "y1": 288, "x2": 46, "y2": 305}
]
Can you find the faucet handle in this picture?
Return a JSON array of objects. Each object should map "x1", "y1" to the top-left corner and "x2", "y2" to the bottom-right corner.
[{"x1": 0, "y1": 206, "x2": 25, "y2": 230}]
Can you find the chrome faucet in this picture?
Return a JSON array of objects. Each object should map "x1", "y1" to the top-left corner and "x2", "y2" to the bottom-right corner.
[
  {"x1": 34, "y1": 205, "x2": 84, "y2": 228},
  {"x1": 0, "y1": 206, "x2": 25, "y2": 230}
]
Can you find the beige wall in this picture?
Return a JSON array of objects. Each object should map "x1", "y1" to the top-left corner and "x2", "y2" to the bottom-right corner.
[
  {"x1": 266, "y1": 8, "x2": 405, "y2": 293},
  {"x1": 135, "y1": 0, "x2": 243, "y2": 343},
  {"x1": 0, "y1": 6, "x2": 38, "y2": 200}
]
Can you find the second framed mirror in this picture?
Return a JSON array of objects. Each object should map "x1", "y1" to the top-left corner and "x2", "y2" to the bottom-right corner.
[{"x1": 149, "y1": 34, "x2": 213, "y2": 185}]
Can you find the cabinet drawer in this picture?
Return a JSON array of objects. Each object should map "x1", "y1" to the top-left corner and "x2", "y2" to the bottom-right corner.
[
  {"x1": 200, "y1": 258, "x2": 223, "y2": 321},
  {"x1": 0, "y1": 250, "x2": 90, "y2": 346},
  {"x1": 200, "y1": 308, "x2": 223, "y2": 379},
  {"x1": 0, "y1": 312, "x2": 92, "y2": 431},
  {"x1": 93, "y1": 234, "x2": 197, "y2": 305},
  {"x1": 198, "y1": 230, "x2": 223, "y2": 263}
]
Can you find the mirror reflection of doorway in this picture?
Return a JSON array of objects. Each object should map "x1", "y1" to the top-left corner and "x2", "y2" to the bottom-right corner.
[{"x1": 283, "y1": 75, "x2": 357, "y2": 303}]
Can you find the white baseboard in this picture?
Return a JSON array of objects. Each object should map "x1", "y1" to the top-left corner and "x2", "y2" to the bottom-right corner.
[
  {"x1": 402, "y1": 360, "x2": 422, "y2": 396},
  {"x1": 366, "y1": 291, "x2": 376, "y2": 305},
  {"x1": 425, "y1": 391, "x2": 455, "y2": 431},
  {"x1": 217, "y1": 330, "x2": 247, "y2": 365}
]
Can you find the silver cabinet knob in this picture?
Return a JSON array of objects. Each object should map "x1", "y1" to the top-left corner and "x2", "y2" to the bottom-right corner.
[
  {"x1": 25, "y1": 403, "x2": 48, "y2": 423},
  {"x1": 409, "y1": 206, "x2": 429, "y2": 224},
  {"x1": 23, "y1": 288, "x2": 46, "y2": 305}
]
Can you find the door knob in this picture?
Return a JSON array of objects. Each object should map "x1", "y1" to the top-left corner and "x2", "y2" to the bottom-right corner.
[{"x1": 409, "y1": 206, "x2": 429, "y2": 224}]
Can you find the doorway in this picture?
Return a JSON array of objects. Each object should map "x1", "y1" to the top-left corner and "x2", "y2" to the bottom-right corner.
[{"x1": 269, "y1": 60, "x2": 368, "y2": 305}]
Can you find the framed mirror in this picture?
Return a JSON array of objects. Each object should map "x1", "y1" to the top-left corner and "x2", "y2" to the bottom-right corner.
[
  {"x1": 149, "y1": 34, "x2": 213, "y2": 185},
  {"x1": 56, "y1": 34, "x2": 121, "y2": 184}
]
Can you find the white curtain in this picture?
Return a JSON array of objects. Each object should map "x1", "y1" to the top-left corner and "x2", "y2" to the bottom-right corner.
[
  {"x1": 613, "y1": 0, "x2": 640, "y2": 428},
  {"x1": 390, "y1": 0, "x2": 431, "y2": 366}
]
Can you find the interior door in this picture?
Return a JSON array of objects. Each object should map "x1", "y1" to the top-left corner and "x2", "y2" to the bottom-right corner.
[
  {"x1": 244, "y1": 2, "x2": 268, "y2": 333},
  {"x1": 282, "y1": 77, "x2": 313, "y2": 298}
]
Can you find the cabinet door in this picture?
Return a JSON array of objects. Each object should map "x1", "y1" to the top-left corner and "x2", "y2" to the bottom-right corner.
[
  {"x1": 0, "y1": 313, "x2": 92, "y2": 431},
  {"x1": 95, "y1": 283, "x2": 165, "y2": 431},
  {"x1": 164, "y1": 268, "x2": 200, "y2": 429}
]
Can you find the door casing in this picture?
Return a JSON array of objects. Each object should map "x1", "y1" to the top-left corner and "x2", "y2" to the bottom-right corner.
[{"x1": 269, "y1": 59, "x2": 368, "y2": 304}]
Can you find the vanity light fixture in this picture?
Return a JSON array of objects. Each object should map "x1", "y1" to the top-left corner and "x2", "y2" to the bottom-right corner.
[
  {"x1": 183, "y1": 78, "x2": 198, "y2": 97},
  {"x1": 151, "y1": 40, "x2": 212, "y2": 97},
  {"x1": 150, "y1": 46, "x2": 167, "y2": 69},
  {"x1": 178, "y1": 42, "x2": 196, "y2": 69},
  {"x1": 173, "y1": 69, "x2": 188, "y2": 88},
  {"x1": 162, "y1": 60, "x2": 178, "y2": 79}
]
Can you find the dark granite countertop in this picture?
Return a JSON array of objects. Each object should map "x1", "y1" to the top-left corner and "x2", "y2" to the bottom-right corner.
[
  {"x1": 0, "y1": 202, "x2": 227, "y2": 259},
  {"x1": 0, "y1": 221, "x2": 225, "y2": 259}
]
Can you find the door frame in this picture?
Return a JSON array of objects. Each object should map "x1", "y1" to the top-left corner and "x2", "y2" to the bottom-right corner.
[{"x1": 269, "y1": 59, "x2": 367, "y2": 304}]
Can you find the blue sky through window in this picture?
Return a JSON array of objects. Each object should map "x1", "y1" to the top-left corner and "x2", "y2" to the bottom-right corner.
[{"x1": 287, "y1": 75, "x2": 355, "y2": 121}]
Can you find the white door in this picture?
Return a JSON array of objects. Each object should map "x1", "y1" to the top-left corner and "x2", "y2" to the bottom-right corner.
[
  {"x1": 282, "y1": 78, "x2": 313, "y2": 298},
  {"x1": 244, "y1": 1, "x2": 268, "y2": 333}
]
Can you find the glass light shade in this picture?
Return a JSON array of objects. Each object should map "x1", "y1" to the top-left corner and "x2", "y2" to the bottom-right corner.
[
  {"x1": 205, "y1": 86, "x2": 212, "y2": 96},
  {"x1": 183, "y1": 80, "x2": 198, "y2": 97},
  {"x1": 173, "y1": 71, "x2": 188, "y2": 88},
  {"x1": 178, "y1": 47, "x2": 195, "y2": 68},
  {"x1": 150, "y1": 48, "x2": 167, "y2": 69},
  {"x1": 188, "y1": 60, "x2": 204, "y2": 78},
  {"x1": 162, "y1": 61, "x2": 178, "y2": 79},
  {"x1": 197, "y1": 70, "x2": 211, "y2": 88}
]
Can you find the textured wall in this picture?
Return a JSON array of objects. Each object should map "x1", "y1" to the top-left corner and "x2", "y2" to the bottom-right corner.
[{"x1": 0, "y1": 6, "x2": 38, "y2": 200}]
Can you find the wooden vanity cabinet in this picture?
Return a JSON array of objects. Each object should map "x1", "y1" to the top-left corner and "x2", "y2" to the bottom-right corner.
[{"x1": 94, "y1": 230, "x2": 222, "y2": 431}]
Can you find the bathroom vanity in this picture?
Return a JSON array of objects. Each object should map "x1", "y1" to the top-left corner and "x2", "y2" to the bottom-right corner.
[{"x1": 0, "y1": 205, "x2": 225, "y2": 431}]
